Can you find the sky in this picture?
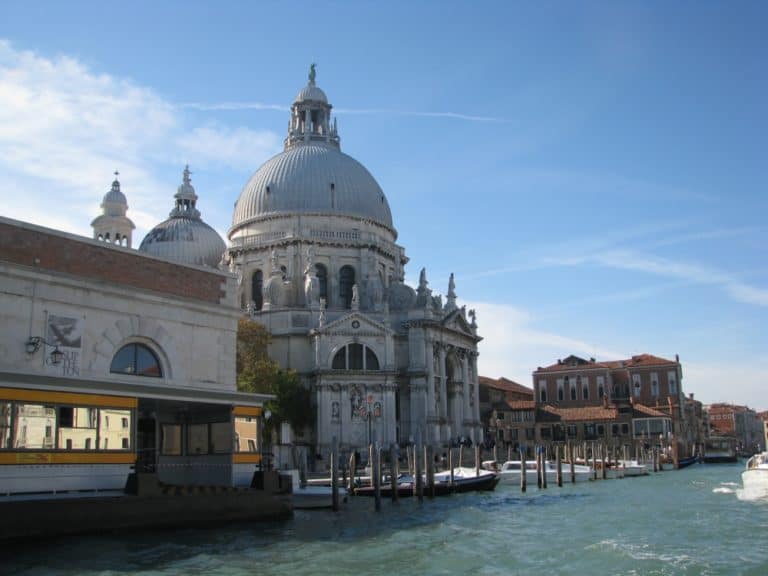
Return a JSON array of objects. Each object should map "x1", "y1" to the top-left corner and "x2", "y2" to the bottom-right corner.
[{"x1": 1, "y1": 1, "x2": 766, "y2": 410}]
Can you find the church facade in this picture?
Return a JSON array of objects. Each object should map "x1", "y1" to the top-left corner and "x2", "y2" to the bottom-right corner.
[{"x1": 225, "y1": 70, "x2": 482, "y2": 459}]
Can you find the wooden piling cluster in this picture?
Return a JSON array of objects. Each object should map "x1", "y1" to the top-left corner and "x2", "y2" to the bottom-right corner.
[{"x1": 329, "y1": 434, "x2": 670, "y2": 514}]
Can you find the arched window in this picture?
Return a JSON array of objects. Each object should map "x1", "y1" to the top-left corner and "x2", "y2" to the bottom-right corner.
[
  {"x1": 339, "y1": 265, "x2": 355, "y2": 309},
  {"x1": 251, "y1": 270, "x2": 263, "y2": 311},
  {"x1": 110, "y1": 343, "x2": 162, "y2": 377},
  {"x1": 315, "y1": 264, "x2": 328, "y2": 304},
  {"x1": 331, "y1": 343, "x2": 380, "y2": 370}
]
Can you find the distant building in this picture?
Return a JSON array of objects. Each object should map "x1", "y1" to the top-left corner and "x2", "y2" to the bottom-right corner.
[
  {"x1": 529, "y1": 353, "x2": 694, "y2": 459},
  {"x1": 479, "y1": 377, "x2": 533, "y2": 447},
  {"x1": 707, "y1": 403, "x2": 765, "y2": 455}
]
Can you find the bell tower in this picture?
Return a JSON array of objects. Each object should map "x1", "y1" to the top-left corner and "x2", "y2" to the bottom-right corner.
[{"x1": 91, "y1": 171, "x2": 135, "y2": 247}]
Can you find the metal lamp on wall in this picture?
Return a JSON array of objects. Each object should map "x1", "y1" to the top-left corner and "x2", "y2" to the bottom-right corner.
[{"x1": 25, "y1": 336, "x2": 64, "y2": 365}]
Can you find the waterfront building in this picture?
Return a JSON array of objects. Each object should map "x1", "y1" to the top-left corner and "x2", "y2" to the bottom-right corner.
[
  {"x1": 707, "y1": 403, "x2": 765, "y2": 455},
  {"x1": 0, "y1": 215, "x2": 272, "y2": 498},
  {"x1": 528, "y1": 354, "x2": 693, "y2": 458},
  {"x1": 479, "y1": 376, "x2": 533, "y2": 447},
  {"x1": 223, "y1": 69, "x2": 482, "y2": 463}
]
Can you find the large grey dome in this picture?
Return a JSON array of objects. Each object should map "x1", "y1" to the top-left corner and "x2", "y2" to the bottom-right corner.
[
  {"x1": 231, "y1": 143, "x2": 393, "y2": 231},
  {"x1": 139, "y1": 166, "x2": 226, "y2": 268}
]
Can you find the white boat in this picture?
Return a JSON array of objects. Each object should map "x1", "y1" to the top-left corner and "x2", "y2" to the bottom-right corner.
[
  {"x1": 741, "y1": 451, "x2": 768, "y2": 500},
  {"x1": 287, "y1": 470, "x2": 347, "y2": 509},
  {"x1": 616, "y1": 460, "x2": 650, "y2": 477},
  {"x1": 498, "y1": 460, "x2": 593, "y2": 484}
]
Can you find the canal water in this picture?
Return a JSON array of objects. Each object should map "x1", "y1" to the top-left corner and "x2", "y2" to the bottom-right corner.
[{"x1": 4, "y1": 462, "x2": 767, "y2": 575}]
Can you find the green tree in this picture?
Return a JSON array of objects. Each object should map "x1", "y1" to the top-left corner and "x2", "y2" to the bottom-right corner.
[{"x1": 236, "y1": 318, "x2": 315, "y2": 434}]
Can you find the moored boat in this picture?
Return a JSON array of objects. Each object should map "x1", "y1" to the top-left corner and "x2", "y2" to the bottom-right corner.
[
  {"x1": 287, "y1": 470, "x2": 347, "y2": 509},
  {"x1": 498, "y1": 459, "x2": 593, "y2": 484},
  {"x1": 616, "y1": 460, "x2": 650, "y2": 477},
  {"x1": 741, "y1": 451, "x2": 768, "y2": 500},
  {"x1": 354, "y1": 466, "x2": 499, "y2": 497},
  {"x1": 703, "y1": 436, "x2": 738, "y2": 463}
]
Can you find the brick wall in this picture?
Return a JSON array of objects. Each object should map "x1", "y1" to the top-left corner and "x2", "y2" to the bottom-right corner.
[{"x1": 0, "y1": 220, "x2": 227, "y2": 304}]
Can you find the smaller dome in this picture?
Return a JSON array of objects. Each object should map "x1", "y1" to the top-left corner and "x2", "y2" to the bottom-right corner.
[
  {"x1": 103, "y1": 175, "x2": 127, "y2": 207},
  {"x1": 295, "y1": 83, "x2": 328, "y2": 104},
  {"x1": 139, "y1": 166, "x2": 226, "y2": 268},
  {"x1": 139, "y1": 218, "x2": 225, "y2": 268}
]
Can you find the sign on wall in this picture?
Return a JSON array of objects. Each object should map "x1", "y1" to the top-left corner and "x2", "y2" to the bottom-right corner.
[{"x1": 45, "y1": 314, "x2": 83, "y2": 377}]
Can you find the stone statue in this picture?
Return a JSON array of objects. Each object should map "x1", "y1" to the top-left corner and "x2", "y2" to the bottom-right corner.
[
  {"x1": 445, "y1": 272, "x2": 457, "y2": 312},
  {"x1": 309, "y1": 63, "x2": 316, "y2": 84},
  {"x1": 351, "y1": 283, "x2": 360, "y2": 311},
  {"x1": 303, "y1": 248, "x2": 319, "y2": 308},
  {"x1": 416, "y1": 267, "x2": 432, "y2": 308},
  {"x1": 469, "y1": 308, "x2": 477, "y2": 329},
  {"x1": 318, "y1": 298, "x2": 326, "y2": 327},
  {"x1": 419, "y1": 267, "x2": 428, "y2": 290}
]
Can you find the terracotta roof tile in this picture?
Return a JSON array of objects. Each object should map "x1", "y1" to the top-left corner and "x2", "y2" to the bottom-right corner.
[
  {"x1": 539, "y1": 405, "x2": 619, "y2": 422},
  {"x1": 632, "y1": 404, "x2": 671, "y2": 418},
  {"x1": 534, "y1": 353, "x2": 678, "y2": 375},
  {"x1": 479, "y1": 376, "x2": 533, "y2": 397}
]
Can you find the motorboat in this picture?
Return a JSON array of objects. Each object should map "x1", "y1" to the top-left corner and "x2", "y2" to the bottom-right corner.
[
  {"x1": 615, "y1": 460, "x2": 650, "y2": 477},
  {"x1": 287, "y1": 470, "x2": 347, "y2": 509},
  {"x1": 354, "y1": 466, "x2": 499, "y2": 497},
  {"x1": 498, "y1": 460, "x2": 593, "y2": 484},
  {"x1": 741, "y1": 451, "x2": 768, "y2": 500},
  {"x1": 433, "y1": 466, "x2": 500, "y2": 492}
]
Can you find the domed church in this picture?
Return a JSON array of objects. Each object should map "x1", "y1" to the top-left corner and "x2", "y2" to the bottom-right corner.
[{"x1": 227, "y1": 66, "x2": 482, "y2": 461}]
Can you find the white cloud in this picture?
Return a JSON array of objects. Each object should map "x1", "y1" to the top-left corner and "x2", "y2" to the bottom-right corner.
[
  {"x1": 540, "y1": 248, "x2": 768, "y2": 308},
  {"x1": 468, "y1": 300, "x2": 767, "y2": 411},
  {"x1": 0, "y1": 39, "x2": 280, "y2": 239},
  {"x1": 467, "y1": 300, "x2": 626, "y2": 385},
  {"x1": 684, "y1": 361, "x2": 768, "y2": 412}
]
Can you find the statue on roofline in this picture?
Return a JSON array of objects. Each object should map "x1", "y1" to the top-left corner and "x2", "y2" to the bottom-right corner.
[{"x1": 309, "y1": 63, "x2": 316, "y2": 84}]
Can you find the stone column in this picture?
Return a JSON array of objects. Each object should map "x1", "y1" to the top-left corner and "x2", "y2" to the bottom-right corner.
[
  {"x1": 426, "y1": 339, "x2": 435, "y2": 420},
  {"x1": 461, "y1": 349, "x2": 471, "y2": 429},
  {"x1": 384, "y1": 381, "x2": 397, "y2": 445},
  {"x1": 470, "y1": 352, "x2": 480, "y2": 442},
  {"x1": 438, "y1": 344, "x2": 448, "y2": 442}
]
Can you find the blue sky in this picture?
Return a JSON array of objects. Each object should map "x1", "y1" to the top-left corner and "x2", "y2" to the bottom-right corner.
[{"x1": 1, "y1": 1, "x2": 766, "y2": 410}]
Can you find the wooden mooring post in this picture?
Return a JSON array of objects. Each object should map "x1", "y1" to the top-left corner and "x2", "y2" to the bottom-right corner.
[
  {"x1": 449, "y1": 447, "x2": 455, "y2": 486},
  {"x1": 475, "y1": 444, "x2": 481, "y2": 477},
  {"x1": 520, "y1": 448, "x2": 527, "y2": 492},
  {"x1": 601, "y1": 443, "x2": 607, "y2": 480},
  {"x1": 556, "y1": 444, "x2": 563, "y2": 487},
  {"x1": 348, "y1": 451, "x2": 357, "y2": 495},
  {"x1": 370, "y1": 443, "x2": 381, "y2": 511},
  {"x1": 426, "y1": 444, "x2": 435, "y2": 498},
  {"x1": 414, "y1": 437, "x2": 424, "y2": 502},
  {"x1": 391, "y1": 443, "x2": 399, "y2": 502},
  {"x1": 331, "y1": 436, "x2": 339, "y2": 511}
]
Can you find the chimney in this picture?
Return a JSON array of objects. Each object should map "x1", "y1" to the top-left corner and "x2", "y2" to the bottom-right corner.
[{"x1": 676, "y1": 354, "x2": 679, "y2": 363}]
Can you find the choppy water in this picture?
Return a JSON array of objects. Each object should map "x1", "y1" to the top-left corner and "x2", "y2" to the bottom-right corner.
[{"x1": 4, "y1": 463, "x2": 767, "y2": 575}]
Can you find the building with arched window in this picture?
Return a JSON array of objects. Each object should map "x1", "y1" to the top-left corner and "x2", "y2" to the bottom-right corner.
[
  {"x1": 0, "y1": 217, "x2": 277, "y2": 502},
  {"x1": 226, "y1": 69, "x2": 482, "y2": 461}
]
